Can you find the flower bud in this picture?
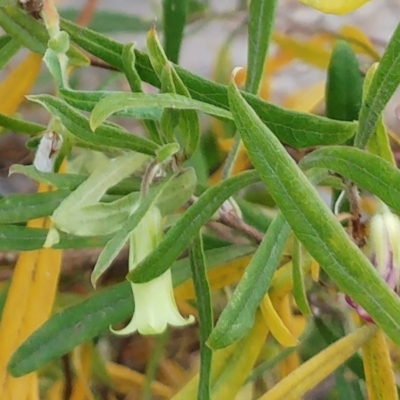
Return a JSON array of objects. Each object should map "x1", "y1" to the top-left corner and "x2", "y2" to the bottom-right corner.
[{"x1": 346, "y1": 206, "x2": 400, "y2": 321}]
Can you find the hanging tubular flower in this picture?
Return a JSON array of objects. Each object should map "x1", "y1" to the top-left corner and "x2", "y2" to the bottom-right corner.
[
  {"x1": 112, "y1": 206, "x2": 194, "y2": 335},
  {"x1": 346, "y1": 204, "x2": 400, "y2": 322}
]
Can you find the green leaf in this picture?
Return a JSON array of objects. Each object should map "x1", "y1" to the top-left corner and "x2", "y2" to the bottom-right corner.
[
  {"x1": 128, "y1": 170, "x2": 260, "y2": 283},
  {"x1": 8, "y1": 244, "x2": 254, "y2": 376},
  {"x1": 246, "y1": 0, "x2": 278, "y2": 94},
  {"x1": 236, "y1": 199, "x2": 273, "y2": 232},
  {"x1": 0, "y1": 113, "x2": 45, "y2": 135},
  {"x1": 10, "y1": 165, "x2": 142, "y2": 194},
  {"x1": 61, "y1": 9, "x2": 152, "y2": 34},
  {"x1": 0, "y1": 225, "x2": 110, "y2": 251},
  {"x1": 7, "y1": 166, "x2": 195, "y2": 225},
  {"x1": 363, "y1": 65, "x2": 396, "y2": 166},
  {"x1": 208, "y1": 213, "x2": 290, "y2": 349},
  {"x1": 0, "y1": 190, "x2": 68, "y2": 224},
  {"x1": 292, "y1": 237, "x2": 312, "y2": 316},
  {"x1": 59, "y1": 19, "x2": 357, "y2": 148},
  {"x1": 355, "y1": 22, "x2": 400, "y2": 148},
  {"x1": 89, "y1": 92, "x2": 232, "y2": 131},
  {"x1": 326, "y1": 41, "x2": 362, "y2": 122},
  {"x1": 367, "y1": 117, "x2": 395, "y2": 165},
  {"x1": 8, "y1": 283, "x2": 133, "y2": 377},
  {"x1": 228, "y1": 77, "x2": 400, "y2": 348},
  {"x1": 92, "y1": 173, "x2": 178, "y2": 285},
  {"x1": 61, "y1": 89, "x2": 162, "y2": 121},
  {"x1": 162, "y1": 0, "x2": 188, "y2": 63},
  {"x1": 0, "y1": 7, "x2": 89, "y2": 66},
  {"x1": 0, "y1": 35, "x2": 20, "y2": 70},
  {"x1": 300, "y1": 146, "x2": 400, "y2": 215},
  {"x1": 189, "y1": 233, "x2": 212, "y2": 400},
  {"x1": 0, "y1": 6, "x2": 47, "y2": 54},
  {"x1": 28, "y1": 94, "x2": 159, "y2": 155},
  {"x1": 60, "y1": 17, "x2": 125, "y2": 70}
]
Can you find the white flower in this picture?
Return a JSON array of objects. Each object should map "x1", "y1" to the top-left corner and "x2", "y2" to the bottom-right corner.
[
  {"x1": 346, "y1": 204, "x2": 400, "y2": 321},
  {"x1": 111, "y1": 206, "x2": 194, "y2": 335}
]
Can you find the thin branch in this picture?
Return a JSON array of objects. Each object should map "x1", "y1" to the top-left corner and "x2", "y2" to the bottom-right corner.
[
  {"x1": 89, "y1": 57, "x2": 120, "y2": 71},
  {"x1": 217, "y1": 211, "x2": 264, "y2": 244}
]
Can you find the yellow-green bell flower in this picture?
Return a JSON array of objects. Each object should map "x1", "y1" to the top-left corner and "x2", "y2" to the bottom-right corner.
[
  {"x1": 112, "y1": 206, "x2": 194, "y2": 335},
  {"x1": 346, "y1": 204, "x2": 400, "y2": 322}
]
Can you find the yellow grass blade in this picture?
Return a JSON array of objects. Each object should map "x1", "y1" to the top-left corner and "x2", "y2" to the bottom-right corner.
[
  {"x1": 310, "y1": 259, "x2": 320, "y2": 282},
  {"x1": 0, "y1": 163, "x2": 66, "y2": 400},
  {"x1": 362, "y1": 329, "x2": 398, "y2": 400},
  {"x1": 274, "y1": 295, "x2": 302, "y2": 377},
  {"x1": 70, "y1": 344, "x2": 95, "y2": 400},
  {"x1": 258, "y1": 324, "x2": 378, "y2": 400},
  {"x1": 211, "y1": 310, "x2": 268, "y2": 400},
  {"x1": 107, "y1": 362, "x2": 174, "y2": 398},
  {"x1": 339, "y1": 25, "x2": 380, "y2": 60},
  {"x1": 272, "y1": 32, "x2": 331, "y2": 69},
  {"x1": 0, "y1": 53, "x2": 42, "y2": 117},
  {"x1": 260, "y1": 294, "x2": 298, "y2": 347},
  {"x1": 300, "y1": 0, "x2": 371, "y2": 15},
  {"x1": 45, "y1": 380, "x2": 63, "y2": 400},
  {"x1": 174, "y1": 255, "x2": 251, "y2": 299},
  {"x1": 283, "y1": 81, "x2": 325, "y2": 113}
]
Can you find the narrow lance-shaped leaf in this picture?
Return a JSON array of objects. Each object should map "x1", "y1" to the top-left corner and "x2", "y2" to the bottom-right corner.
[
  {"x1": 208, "y1": 170, "x2": 324, "y2": 349},
  {"x1": 292, "y1": 237, "x2": 312, "y2": 316},
  {"x1": 2, "y1": 11, "x2": 356, "y2": 148},
  {"x1": 88, "y1": 92, "x2": 231, "y2": 131},
  {"x1": 57, "y1": 18, "x2": 357, "y2": 149},
  {"x1": 258, "y1": 324, "x2": 378, "y2": 400},
  {"x1": 128, "y1": 170, "x2": 260, "y2": 283},
  {"x1": 0, "y1": 113, "x2": 45, "y2": 136},
  {"x1": 228, "y1": 73, "x2": 400, "y2": 348},
  {"x1": 121, "y1": 42, "x2": 163, "y2": 145},
  {"x1": 0, "y1": 36, "x2": 20, "y2": 70},
  {"x1": 162, "y1": 0, "x2": 188, "y2": 64},
  {"x1": 246, "y1": 0, "x2": 278, "y2": 94},
  {"x1": 0, "y1": 7, "x2": 89, "y2": 66},
  {"x1": 8, "y1": 244, "x2": 255, "y2": 376},
  {"x1": 189, "y1": 233, "x2": 212, "y2": 400},
  {"x1": 355, "y1": 21, "x2": 400, "y2": 148},
  {"x1": 147, "y1": 27, "x2": 200, "y2": 158},
  {"x1": 0, "y1": 225, "x2": 110, "y2": 251},
  {"x1": 208, "y1": 213, "x2": 290, "y2": 349},
  {"x1": 6, "y1": 166, "x2": 196, "y2": 225},
  {"x1": 325, "y1": 41, "x2": 362, "y2": 123},
  {"x1": 10, "y1": 164, "x2": 142, "y2": 194},
  {"x1": 363, "y1": 64, "x2": 396, "y2": 166},
  {"x1": 0, "y1": 190, "x2": 68, "y2": 224},
  {"x1": 49, "y1": 153, "x2": 149, "y2": 239},
  {"x1": 300, "y1": 146, "x2": 400, "y2": 215},
  {"x1": 28, "y1": 94, "x2": 159, "y2": 155}
]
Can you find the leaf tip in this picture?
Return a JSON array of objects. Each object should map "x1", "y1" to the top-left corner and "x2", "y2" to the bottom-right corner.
[
  {"x1": 231, "y1": 67, "x2": 245, "y2": 84},
  {"x1": 89, "y1": 116, "x2": 99, "y2": 132}
]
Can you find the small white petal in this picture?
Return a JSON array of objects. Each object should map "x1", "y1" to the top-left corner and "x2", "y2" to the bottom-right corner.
[
  {"x1": 112, "y1": 270, "x2": 194, "y2": 336},
  {"x1": 33, "y1": 132, "x2": 63, "y2": 173}
]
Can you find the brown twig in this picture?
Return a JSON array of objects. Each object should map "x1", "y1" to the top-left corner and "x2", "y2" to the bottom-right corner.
[
  {"x1": 217, "y1": 211, "x2": 264, "y2": 244},
  {"x1": 89, "y1": 57, "x2": 119, "y2": 71},
  {"x1": 345, "y1": 181, "x2": 366, "y2": 247},
  {"x1": 61, "y1": 354, "x2": 73, "y2": 400}
]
